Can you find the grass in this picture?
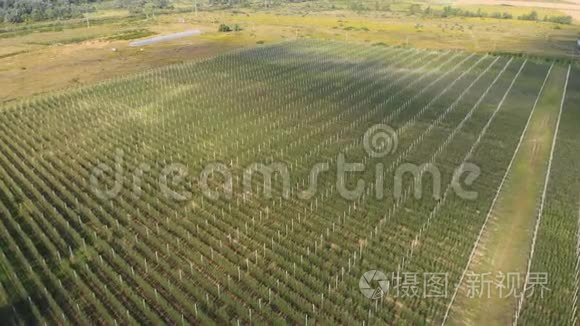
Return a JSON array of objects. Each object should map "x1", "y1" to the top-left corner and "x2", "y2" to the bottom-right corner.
[{"x1": 105, "y1": 29, "x2": 157, "y2": 41}]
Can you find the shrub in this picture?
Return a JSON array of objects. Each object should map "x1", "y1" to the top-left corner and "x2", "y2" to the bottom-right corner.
[
  {"x1": 218, "y1": 24, "x2": 232, "y2": 32},
  {"x1": 218, "y1": 24, "x2": 242, "y2": 32},
  {"x1": 544, "y1": 15, "x2": 573, "y2": 25},
  {"x1": 518, "y1": 10, "x2": 539, "y2": 21}
]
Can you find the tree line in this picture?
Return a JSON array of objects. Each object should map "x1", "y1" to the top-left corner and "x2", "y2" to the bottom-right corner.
[
  {"x1": 418, "y1": 5, "x2": 573, "y2": 25},
  {"x1": 1, "y1": 0, "x2": 97, "y2": 23},
  {"x1": 0, "y1": 0, "x2": 172, "y2": 23}
]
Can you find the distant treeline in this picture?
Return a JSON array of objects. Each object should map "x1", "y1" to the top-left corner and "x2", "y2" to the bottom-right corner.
[
  {"x1": 1, "y1": 0, "x2": 98, "y2": 23},
  {"x1": 0, "y1": 0, "x2": 172, "y2": 23},
  {"x1": 0, "y1": 0, "x2": 321, "y2": 23},
  {"x1": 115, "y1": 0, "x2": 172, "y2": 15},
  {"x1": 418, "y1": 5, "x2": 573, "y2": 25},
  {"x1": 1, "y1": 0, "x2": 574, "y2": 25}
]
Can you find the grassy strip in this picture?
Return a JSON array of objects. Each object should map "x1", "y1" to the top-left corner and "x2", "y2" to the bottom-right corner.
[{"x1": 450, "y1": 64, "x2": 569, "y2": 325}]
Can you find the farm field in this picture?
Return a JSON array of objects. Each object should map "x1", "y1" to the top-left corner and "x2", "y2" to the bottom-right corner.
[
  {"x1": 517, "y1": 67, "x2": 580, "y2": 325},
  {"x1": 0, "y1": 40, "x2": 578, "y2": 324},
  {"x1": 446, "y1": 63, "x2": 570, "y2": 325}
]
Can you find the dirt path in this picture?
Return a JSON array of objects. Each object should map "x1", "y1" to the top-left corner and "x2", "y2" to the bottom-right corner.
[{"x1": 447, "y1": 64, "x2": 569, "y2": 325}]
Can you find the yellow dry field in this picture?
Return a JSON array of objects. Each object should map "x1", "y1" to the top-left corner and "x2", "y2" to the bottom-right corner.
[{"x1": 1, "y1": 7, "x2": 579, "y2": 103}]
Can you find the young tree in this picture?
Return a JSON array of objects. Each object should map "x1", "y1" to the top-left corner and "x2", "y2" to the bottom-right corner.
[{"x1": 144, "y1": 1, "x2": 155, "y2": 19}]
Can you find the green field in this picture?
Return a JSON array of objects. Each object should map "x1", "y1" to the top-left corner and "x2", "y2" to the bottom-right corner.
[
  {"x1": 0, "y1": 40, "x2": 577, "y2": 324},
  {"x1": 447, "y1": 63, "x2": 570, "y2": 325},
  {"x1": 517, "y1": 65, "x2": 580, "y2": 325}
]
